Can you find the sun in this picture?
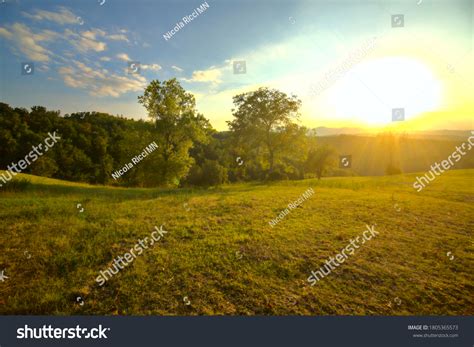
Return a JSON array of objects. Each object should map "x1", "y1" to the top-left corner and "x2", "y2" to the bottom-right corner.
[{"x1": 327, "y1": 57, "x2": 443, "y2": 127}]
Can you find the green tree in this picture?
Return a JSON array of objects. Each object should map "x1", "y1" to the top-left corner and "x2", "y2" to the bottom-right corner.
[
  {"x1": 227, "y1": 87, "x2": 302, "y2": 177},
  {"x1": 306, "y1": 145, "x2": 335, "y2": 180},
  {"x1": 138, "y1": 79, "x2": 211, "y2": 186}
]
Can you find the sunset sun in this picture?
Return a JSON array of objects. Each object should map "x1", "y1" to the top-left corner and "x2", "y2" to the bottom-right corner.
[{"x1": 327, "y1": 57, "x2": 443, "y2": 127}]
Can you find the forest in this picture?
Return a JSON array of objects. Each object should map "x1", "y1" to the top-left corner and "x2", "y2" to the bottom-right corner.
[
  {"x1": 1, "y1": 79, "x2": 472, "y2": 188},
  {"x1": 0, "y1": 79, "x2": 325, "y2": 187}
]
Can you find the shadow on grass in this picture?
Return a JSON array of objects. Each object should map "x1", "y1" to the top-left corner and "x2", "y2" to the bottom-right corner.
[
  {"x1": 11, "y1": 182, "x2": 209, "y2": 201},
  {"x1": 0, "y1": 172, "x2": 432, "y2": 202}
]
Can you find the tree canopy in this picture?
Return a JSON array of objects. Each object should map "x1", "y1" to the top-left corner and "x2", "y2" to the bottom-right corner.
[{"x1": 227, "y1": 87, "x2": 307, "y2": 178}]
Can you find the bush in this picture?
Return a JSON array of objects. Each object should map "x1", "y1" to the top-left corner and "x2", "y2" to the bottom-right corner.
[
  {"x1": 184, "y1": 164, "x2": 204, "y2": 186},
  {"x1": 184, "y1": 160, "x2": 227, "y2": 187},
  {"x1": 267, "y1": 169, "x2": 288, "y2": 181},
  {"x1": 243, "y1": 161, "x2": 266, "y2": 181},
  {"x1": 201, "y1": 160, "x2": 228, "y2": 186}
]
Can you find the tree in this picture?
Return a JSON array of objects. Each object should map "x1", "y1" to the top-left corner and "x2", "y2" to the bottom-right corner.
[
  {"x1": 138, "y1": 79, "x2": 211, "y2": 186},
  {"x1": 306, "y1": 145, "x2": 335, "y2": 180},
  {"x1": 227, "y1": 87, "x2": 302, "y2": 177}
]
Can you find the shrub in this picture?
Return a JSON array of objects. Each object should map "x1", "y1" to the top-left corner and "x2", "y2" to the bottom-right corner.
[
  {"x1": 184, "y1": 160, "x2": 227, "y2": 187},
  {"x1": 267, "y1": 168, "x2": 288, "y2": 181},
  {"x1": 200, "y1": 160, "x2": 228, "y2": 186},
  {"x1": 184, "y1": 164, "x2": 204, "y2": 186}
]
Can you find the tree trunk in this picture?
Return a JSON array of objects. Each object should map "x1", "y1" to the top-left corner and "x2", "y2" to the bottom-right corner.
[{"x1": 268, "y1": 148, "x2": 274, "y2": 173}]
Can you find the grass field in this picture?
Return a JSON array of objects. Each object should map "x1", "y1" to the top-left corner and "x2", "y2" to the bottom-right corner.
[{"x1": 0, "y1": 170, "x2": 473, "y2": 315}]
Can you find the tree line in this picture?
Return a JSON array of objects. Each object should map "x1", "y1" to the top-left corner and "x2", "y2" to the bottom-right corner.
[{"x1": 0, "y1": 79, "x2": 336, "y2": 187}]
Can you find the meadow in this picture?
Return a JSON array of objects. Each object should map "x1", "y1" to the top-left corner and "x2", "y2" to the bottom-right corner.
[{"x1": 0, "y1": 169, "x2": 472, "y2": 315}]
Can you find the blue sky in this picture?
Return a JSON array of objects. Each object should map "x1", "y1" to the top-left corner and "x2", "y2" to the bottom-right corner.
[{"x1": 0, "y1": 0, "x2": 472, "y2": 130}]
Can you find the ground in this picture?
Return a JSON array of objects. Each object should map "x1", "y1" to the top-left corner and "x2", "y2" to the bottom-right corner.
[{"x1": 0, "y1": 170, "x2": 472, "y2": 315}]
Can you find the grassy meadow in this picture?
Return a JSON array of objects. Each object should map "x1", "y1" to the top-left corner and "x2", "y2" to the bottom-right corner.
[{"x1": 0, "y1": 169, "x2": 473, "y2": 315}]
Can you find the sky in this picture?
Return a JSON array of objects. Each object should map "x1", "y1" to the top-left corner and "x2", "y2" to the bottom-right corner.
[{"x1": 0, "y1": 0, "x2": 472, "y2": 131}]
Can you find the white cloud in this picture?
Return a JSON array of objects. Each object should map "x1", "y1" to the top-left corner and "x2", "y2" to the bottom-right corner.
[
  {"x1": 0, "y1": 27, "x2": 13, "y2": 40},
  {"x1": 81, "y1": 29, "x2": 106, "y2": 40},
  {"x1": 171, "y1": 65, "x2": 183, "y2": 72},
  {"x1": 141, "y1": 63, "x2": 161, "y2": 71},
  {"x1": 81, "y1": 28, "x2": 129, "y2": 42},
  {"x1": 0, "y1": 23, "x2": 58, "y2": 62},
  {"x1": 100, "y1": 56, "x2": 111, "y2": 62},
  {"x1": 117, "y1": 53, "x2": 131, "y2": 61},
  {"x1": 22, "y1": 7, "x2": 79, "y2": 25},
  {"x1": 58, "y1": 60, "x2": 147, "y2": 97},
  {"x1": 108, "y1": 34, "x2": 129, "y2": 42},
  {"x1": 63, "y1": 28, "x2": 129, "y2": 54},
  {"x1": 65, "y1": 29, "x2": 107, "y2": 53},
  {"x1": 182, "y1": 66, "x2": 222, "y2": 84}
]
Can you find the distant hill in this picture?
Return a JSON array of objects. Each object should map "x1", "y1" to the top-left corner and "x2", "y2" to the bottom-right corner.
[
  {"x1": 311, "y1": 127, "x2": 471, "y2": 140},
  {"x1": 318, "y1": 133, "x2": 474, "y2": 176},
  {"x1": 309, "y1": 127, "x2": 367, "y2": 137}
]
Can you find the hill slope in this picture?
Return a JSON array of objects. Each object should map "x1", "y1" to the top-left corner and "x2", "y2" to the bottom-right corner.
[{"x1": 0, "y1": 170, "x2": 472, "y2": 315}]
